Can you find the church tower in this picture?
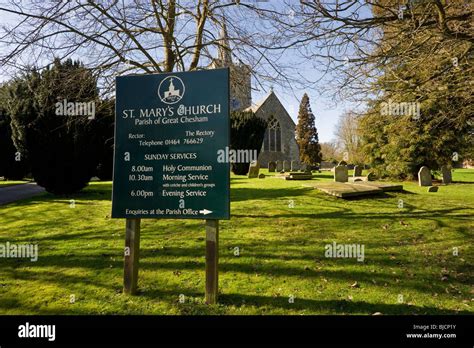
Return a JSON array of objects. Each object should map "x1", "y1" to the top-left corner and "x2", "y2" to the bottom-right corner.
[{"x1": 211, "y1": 21, "x2": 252, "y2": 111}]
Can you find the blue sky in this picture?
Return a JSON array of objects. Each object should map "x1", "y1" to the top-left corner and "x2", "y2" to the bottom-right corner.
[{"x1": 0, "y1": 2, "x2": 350, "y2": 143}]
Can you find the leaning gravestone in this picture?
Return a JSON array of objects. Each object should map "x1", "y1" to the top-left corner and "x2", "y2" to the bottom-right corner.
[
  {"x1": 334, "y1": 165, "x2": 348, "y2": 183},
  {"x1": 291, "y1": 160, "x2": 300, "y2": 171},
  {"x1": 441, "y1": 165, "x2": 452, "y2": 184},
  {"x1": 418, "y1": 166, "x2": 432, "y2": 186},
  {"x1": 248, "y1": 161, "x2": 260, "y2": 178},
  {"x1": 283, "y1": 160, "x2": 291, "y2": 172},
  {"x1": 276, "y1": 160, "x2": 283, "y2": 172},
  {"x1": 268, "y1": 161, "x2": 276, "y2": 173},
  {"x1": 353, "y1": 165, "x2": 362, "y2": 177}
]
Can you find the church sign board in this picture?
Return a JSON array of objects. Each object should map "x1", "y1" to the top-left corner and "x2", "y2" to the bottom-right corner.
[{"x1": 111, "y1": 69, "x2": 230, "y2": 220}]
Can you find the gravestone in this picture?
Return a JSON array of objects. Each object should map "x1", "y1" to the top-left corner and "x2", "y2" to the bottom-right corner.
[
  {"x1": 353, "y1": 165, "x2": 362, "y2": 177},
  {"x1": 283, "y1": 160, "x2": 291, "y2": 172},
  {"x1": 276, "y1": 160, "x2": 283, "y2": 172},
  {"x1": 441, "y1": 165, "x2": 452, "y2": 184},
  {"x1": 334, "y1": 165, "x2": 348, "y2": 183},
  {"x1": 300, "y1": 163, "x2": 311, "y2": 173},
  {"x1": 418, "y1": 166, "x2": 432, "y2": 186},
  {"x1": 268, "y1": 161, "x2": 276, "y2": 173},
  {"x1": 248, "y1": 161, "x2": 260, "y2": 178},
  {"x1": 428, "y1": 186, "x2": 438, "y2": 192},
  {"x1": 290, "y1": 160, "x2": 299, "y2": 171}
]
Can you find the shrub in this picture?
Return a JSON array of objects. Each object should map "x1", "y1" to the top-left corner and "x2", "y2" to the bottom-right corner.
[
  {"x1": 230, "y1": 110, "x2": 267, "y2": 175},
  {"x1": 7, "y1": 59, "x2": 103, "y2": 194}
]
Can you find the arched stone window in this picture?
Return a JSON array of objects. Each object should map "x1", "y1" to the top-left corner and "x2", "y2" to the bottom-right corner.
[{"x1": 263, "y1": 116, "x2": 281, "y2": 152}]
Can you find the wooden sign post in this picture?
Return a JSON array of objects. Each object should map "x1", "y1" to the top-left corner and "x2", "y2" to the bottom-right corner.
[
  {"x1": 112, "y1": 69, "x2": 230, "y2": 301},
  {"x1": 205, "y1": 219, "x2": 219, "y2": 304},
  {"x1": 123, "y1": 218, "x2": 141, "y2": 295}
]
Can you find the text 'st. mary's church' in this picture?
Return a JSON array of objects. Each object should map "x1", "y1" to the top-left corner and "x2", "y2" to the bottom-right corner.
[{"x1": 210, "y1": 25, "x2": 300, "y2": 168}]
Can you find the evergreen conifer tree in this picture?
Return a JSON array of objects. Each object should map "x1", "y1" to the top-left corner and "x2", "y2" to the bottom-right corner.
[{"x1": 296, "y1": 93, "x2": 322, "y2": 165}]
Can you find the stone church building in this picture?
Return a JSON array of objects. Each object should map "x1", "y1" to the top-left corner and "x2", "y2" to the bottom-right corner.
[{"x1": 211, "y1": 25, "x2": 300, "y2": 168}]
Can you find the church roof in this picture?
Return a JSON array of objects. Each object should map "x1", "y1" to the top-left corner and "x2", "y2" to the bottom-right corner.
[{"x1": 245, "y1": 90, "x2": 296, "y2": 127}]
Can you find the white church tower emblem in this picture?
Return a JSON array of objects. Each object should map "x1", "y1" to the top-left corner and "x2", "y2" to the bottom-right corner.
[{"x1": 158, "y1": 76, "x2": 185, "y2": 104}]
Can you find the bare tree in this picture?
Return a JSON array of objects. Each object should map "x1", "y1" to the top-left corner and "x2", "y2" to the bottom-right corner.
[
  {"x1": 0, "y1": 0, "x2": 303, "y2": 95},
  {"x1": 1, "y1": 1, "x2": 471, "y2": 111},
  {"x1": 335, "y1": 110, "x2": 365, "y2": 165},
  {"x1": 252, "y1": 1, "x2": 472, "y2": 103},
  {"x1": 320, "y1": 141, "x2": 340, "y2": 162}
]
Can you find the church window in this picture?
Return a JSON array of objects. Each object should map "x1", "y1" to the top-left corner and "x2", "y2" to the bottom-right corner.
[{"x1": 263, "y1": 116, "x2": 281, "y2": 152}]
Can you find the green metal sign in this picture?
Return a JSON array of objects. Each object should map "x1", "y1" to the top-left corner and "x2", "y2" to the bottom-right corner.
[{"x1": 112, "y1": 69, "x2": 230, "y2": 219}]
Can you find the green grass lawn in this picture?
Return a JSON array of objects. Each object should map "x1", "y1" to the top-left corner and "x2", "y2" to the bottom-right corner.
[{"x1": 0, "y1": 169, "x2": 472, "y2": 315}]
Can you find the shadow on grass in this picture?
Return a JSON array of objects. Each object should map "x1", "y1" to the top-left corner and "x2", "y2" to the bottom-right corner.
[
  {"x1": 231, "y1": 207, "x2": 474, "y2": 221},
  {"x1": 231, "y1": 187, "x2": 311, "y2": 202},
  {"x1": 1, "y1": 240, "x2": 471, "y2": 314},
  {"x1": 2, "y1": 266, "x2": 120, "y2": 292},
  {"x1": 311, "y1": 173, "x2": 333, "y2": 179},
  {"x1": 342, "y1": 192, "x2": 393, "y2": 200},
  {"x1": 1, "y1": 178, "x2": 472, "y2": 315},
  {"x1": 118, "y1": 286, "x2": 473, "y2": 315},
  {"x1": 6, "y1": 247, "x2": 460, "y2": 296},
  {"x1": 219, "y1": 293, "x2": 471, "y2": 315}
]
